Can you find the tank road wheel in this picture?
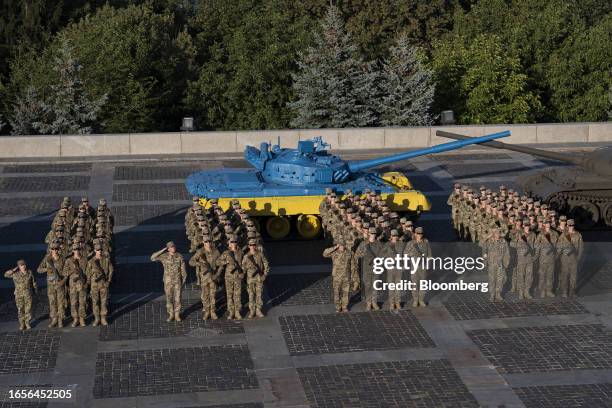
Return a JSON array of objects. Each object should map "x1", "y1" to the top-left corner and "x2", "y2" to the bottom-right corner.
[
  {"x1": 266, "y1": 216, "x2": 291, "y2": 239},
  {"x1": 569, "y1": 201, "x2": 600, "y2": 229},
  {"x1": 296, "y1": 215, "x2": 322, "y2": 239},
  {"x1": 602, "y1": 202, "x2": 612, "y2": 227}
]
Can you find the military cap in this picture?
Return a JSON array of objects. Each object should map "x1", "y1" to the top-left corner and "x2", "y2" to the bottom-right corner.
[
  {"x1": 363, "y1": 222, "x2": 370, "y2": 229},
  {"x1": 71, "y1": 243, "x2": 81, "y2": 251},
  {"x1": 479, "y1": 186, "x2": 486, "y2": 191},
  {"x1": 338, "y1": 203, "x2": 346, "y2": 209},
  {"x1": 543, "y1": 219, "x2": 550, "y2": 225},
  {"x1": 196, "y1": 215, "x2": 205, "y2": 221},
  {"x1": 382, "y1": 221, "x2": 390, "y2": 227},
  {"x1": 527, "y1": 197, "x2": 534, "y2": 204},
  {"x1": 248, "y1": 239, "x2": 258, "y2": 246},
  {"x1": 390, "y1": 229, "x2": 399, "y2": 236},
  {"x1": 345, "y1": 189, "x2": 353, "y2": 195},
  {"x1": 210, "y1": 198, "x2": 219, "y2": 204},
  {"x1": 500, "y1": 185, "x2": 507, "y2": 190},
  {"x1": 462, "y1": 185, "x2": 469, "y2": 191},
  {"x1": 559, "y1": 215, "x2": 567, "y2": 221},
  {"x1": 491, "y1": 226, "x2": 501, "y2": 234},
  {"x1": 195, "y1": 207, "x2": 203, "y2": 214},
  {"x1": 346, "y1": 208, "x2": 353, "y2": 214},
  {"x1": 202, "y1": 235, "x2": 212, "y2": 243},
  {"x1": 192, "y1": 196, "x2": 199, "y2": 202},
  {"x1": 368, "y1": 227, "x2": 377, "y2": 234},
  {"x1": 567, "y1": 219, "x2": 575, "y2": 226},
  {"x1": 400, "y1": 217, "x2": 407, "y2": 224},
  {"x1": 50, "y1": 242, "x2": 60, "y2": 250},
  {"x1": 224, "y1": 224, "x2": 233, "y2": 230},
  {"x1": 548, "y1": 210, "x2": 557, "y2": 217},
  {"x1": 354, "y1": 215, "x2": 362, "y2": 222},
  {"x1": 541, "y1": 204, "x2": 549, "y2": 210},
  {"x1": 486, "y1": 189, "x2": 492, "y2": 194},
  {"x1": 520, "y1": 195, "x2": 528, "y2": 202},
  {"x1": 99, "y1": 198, "x2": 107, "y2": 205},
  {"x1": 166, "y1": 241, "x2": 176, "y2": 248},
  {"x1": 516, "y1": 217, "x2": 523, "y2": 223},
  {"x1": 94, "y1": 243, "x2": 103, "y2": 251},
  {"x1": 76, "y1": 226, "x2": 84, "y2": 232},
  {"x1": 16, "y1": 259, "x2": 26, "y2": 266},
  {"x1": 534, "y1": 201, "x2": 541, "y2": 207},
  {"x1": 513, "y1": 191, "x2": 520, "y2": 197},
  {"x1": 522, "y1": 218, "x2": 530, "y2": 224},
  {"x1": 229, "y1": 236, "x2": 238, "y2": 243},
  {"x1": 377, "y1": 216, "x2": 385, "y2": 223},
  {"x1": 364, "y1": 188, "x2": 371, "y2": 194},
  {"x1": 325, "y1": 188, "x2": 332, "y2": 194},
  {"x1": 454, "y1": 183, "x2": 461, "y2": 188},
  {"x1": 405, "y1": 220, "x2": 413, "y2": 226},
  {"x1": 536, "y1": 215, "x2": 544, "y2": 222},
  {"x1": 414, "y1": 226, "x2": 424, "y2": 234}
]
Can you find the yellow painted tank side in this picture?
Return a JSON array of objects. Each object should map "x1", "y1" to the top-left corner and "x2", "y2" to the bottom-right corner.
[{"x1": 198, "y1": 172, "x2": 432, "y2": 216}]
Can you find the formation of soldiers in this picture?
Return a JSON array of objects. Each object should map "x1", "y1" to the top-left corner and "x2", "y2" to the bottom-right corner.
[
  {"x1": 320, "y1": 188, "x2": 432, "y2": 312},
  {"x1": 4, "y1": 197, "x2": 114, "y2": 330},
  {"x1": 151, "y1": 197, "x2": 269, "y2": 322},
  {"x1": 448, "y1": 184, "x2": 584, "y2": 301}
]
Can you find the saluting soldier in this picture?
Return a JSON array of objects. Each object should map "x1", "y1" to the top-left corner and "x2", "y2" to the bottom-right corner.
[
  {"x1": 86, "y1": 243, "x2": 113, "y2": 326},
  {"x1": 406, "y1": 227, "x2": 431, "y2": 307},
  {"x1": 323, "y1": 240, "x2": 352, "y2": 313},
  {"x1": 385, "y1": 230, "x2": 406, "y2": 309},
  {"x1": 242, "y1": 239, "x2": 270, "y2": 318},
  {"x1": 62, "y1": 245, "x2": 88, "y2": 327},
  {"x1": 189, "y1": 236, "x2": 222, "y2": 320},
  {"x1": 481, "y1": 227, "x2": 510, "y2": 302},
  {"x1": 510, "y1": 220, "x2": 536, "y2": 299},
  {"x1": 4, "y1": 260, "x2": 37, "y2": 330},
  {"x1": 556, "y1": 219, "x2": 583, "y2": 297},
  {"x1": 151, "y1": 241, "x2": 187, "y2": 322},
  {"x1": 535, "y1": 220, "x2": 558, "y2": 298},
  {"x1": 37, "y1": 245, "x2": 66, "y2": 328},
  {"x1": 216, "y1": 236, "x2": 245, "y2": 320}
]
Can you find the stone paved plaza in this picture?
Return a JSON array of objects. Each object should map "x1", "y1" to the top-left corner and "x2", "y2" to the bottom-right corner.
[{"x1": 0, "y1": 145, "x2": 611, "y2": 407}]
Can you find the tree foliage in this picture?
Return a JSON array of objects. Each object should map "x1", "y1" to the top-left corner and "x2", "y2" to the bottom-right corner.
[{"x1": 9, "y1": 86, "x2": 45, "y2": 135}]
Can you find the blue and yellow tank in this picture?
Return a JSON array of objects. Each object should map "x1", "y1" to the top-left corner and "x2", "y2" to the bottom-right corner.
[{"x1": 186, "y1": 131, "x2": 510, "y2": 239}]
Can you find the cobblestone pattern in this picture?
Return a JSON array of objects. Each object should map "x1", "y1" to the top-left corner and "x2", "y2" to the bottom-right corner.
[
  {"x1": 2, "y1": 164, "x2": 92, "y2": 174},
  {"x1": 112, "y1": 205, "x2": 187, "y2": 226},
  {"x1": 514, "y1": 383, "x2": 612, "y2": 408},
  {"x1": 0, "y1": 176, "x2": 90, "y2": 193},
  {"x1": 177, "y1": 405, "x2": 263, "y2": 408},
  {"x1": 298, "y1": 360, "x2": 478, "y2": 408},
  {"x1": 440, "y1": 163, "x2": 529, "y2": 179},
  {"x1": 444, "y1": 292, "x2": 588, "y2": 320},
  {"x1": 93, "y1": 345, "x2": 258, "y2": 398},
  {"x1": 0, "y1": 222, "x2": 50, "y2": 245},
  {"x1": 586, "y1": 261, "x2": 612, "y2": 293},
  {"x1": 111, "y1": 263, "x2": 198, "y2": 294},
  {"x1": 0, "y1": 331, "x2": 59, "y2": 374},
  {"x1": 468, "y1": 324, "x2": 612, "y2": 374},
  {"x1": 0, "y1": 401, "x2": 47, "y2": 408},
  {"x1": 402, "y1": 175, "x2": 443, "y2": 192},
  {"x1": 280, "y1": 311, "x2": 434, "y2": 356},
  {"x1": 100, "y1": 300, "x2": 243, "y2": 341},
  {"x1": 0, "y1": 384, "x2": 51, "y2": 408},
  {"x1": 115, "y1": 231, "x2": 189, "y2": 257},
  {"x1": 266, "y1": 273, "x2": 332, "y2": 306},
  {"x1": 112, "y1": 183, "x2": 189, "y2": 202},
  {"x1": 0, "y1": 197, "x2": 78, "y2": 217},
  {"x1": 0, "y1": 292, "x2": 49, "y2": 322},
  {"x1": 114, "y1": 166, "x2": 200, "y2": 181}
]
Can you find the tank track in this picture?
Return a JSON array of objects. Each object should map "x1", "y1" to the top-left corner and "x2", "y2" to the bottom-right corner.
[{"x1": 546, "y1": 191, "x2": 612, "y2": 229}]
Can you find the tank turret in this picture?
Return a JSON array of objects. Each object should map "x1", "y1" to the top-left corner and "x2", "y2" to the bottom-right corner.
[
  {"x1": 186, "y1": 130, "x2": 510, "y2": 239},
  {"x1": 437, "y1": 130, "x2": 612, "y2": 229}
]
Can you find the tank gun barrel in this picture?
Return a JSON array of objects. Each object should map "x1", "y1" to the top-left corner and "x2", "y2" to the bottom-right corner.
[
  {"x1": 435, "y1": 130, "x2": 585, "y2": 166},
  {"x1": 347, "y1": 131, "x2": 511, "y2": 173}
]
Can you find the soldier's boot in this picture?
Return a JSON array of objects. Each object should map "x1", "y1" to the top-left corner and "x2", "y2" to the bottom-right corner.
[
  {"x1": 25, "y1": 321, "x2": 31, "y2": 330},
  {"x1": 412, "y1": 299, "x2": 419, "y2": 308},
  {"x1": 57, "y1": 318, "x2": 63, "y2": 328},
  {"x1": 256, "y1": 308, "x2": 264, "y2": 318},
  {"x1": 174, "y1": 312, "x2": 182, "y2": 322},
  {"x1": 524, "y1": 290, "x2": 532, "y2": 300},
  {"x1": 335, "y1": 305, "x2": 341, "y2": 313},
  {"x1": 166, "y1": 313, "x2": 174, "y2": 322},
  {"x1": 18, "y1": 320, "x2": 24, "y2": 331},
  {"x1": 396, "y1": 302, "x2": 402, "y2": 310},
  {"x1": 365, "y1": 303, "x2": 372, "y2": 311},
  {"x1": 48, "y1": 318, "x2": 57, "y2": 328},
  {"x1": 371, "y1": 302, "x2": 380, "y2": 311},
  {"x1": 202, "y1": 311, "x2": 210, "y2": 321},
  {"x1": 227, "y1": 310, "x2": 234, "y2": 320},
  {"x1": 248, "y1": 309, "x2": 255, "y2": 319},
  {"x1": 210, "y1": 311, "x2": 218, "y2": 320},
  {"x1": 234, "y1": 310, "x2": 242, "y2": 320},
  {"x1": 71, "y1": 318, "x2": 79, "y2": 327},
  {"x1": 79, "y1": 317, "x2": 86, "y2": 327},
  {"x1": 418, "y1": 299, "x2": 427, "y2": 308},
  {"x1": 101, "y1": 316, "x2": 108, "y2": 326},
  {"x1": 92, "y1": 316, "x2": 100, "y2": 327}
]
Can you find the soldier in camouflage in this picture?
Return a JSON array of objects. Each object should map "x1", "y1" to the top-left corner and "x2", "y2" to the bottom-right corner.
[
  {"x1": 385, "y1": 230, "x2": 406, "y2": 309},
  {"x1": 242, "y1": 239, "x2": 270, "y2": 318},
  {"x1": 355, "y1": 227, "x2": 382, "y2": 311},
  {"x1": 4, "y1": 260, "x2": 37, "y2": 330},
  {"x1": 323, "y1": 240, "x2": 352, "y2": 312},
  {"x1": 217, "y1": 236, "x2": 244, "y2": 320},
  {"x1": 556, "y1": 219, "x2": 583, "y2": 297},
  {"x1": 481, "y1": 227, "x2": 510, "y2": 302},
  {"x1": 62, "y1": 245, "x2": 88, "y2": 327},
  {"x1": 510, "y1": 220, "x2": 536, "y2": 299},
  {"x1": 189, "y1": 236, "x2": 222, "y2": 320},
  {"x1": 37, "y1": 245, "x2": 66, "y2": 328},
  {"x1": 535, "y1": 220, "x2": 558, "y2": 298},
  {"x1": 406, "y1": 227, "x2": 431, "y2": 307},
  {"x1": 151, "y1": 241, "x2": 187, "y2": 322},
  {"x1": 86, "y1": 243, "x2": 113, "y2": 326}
]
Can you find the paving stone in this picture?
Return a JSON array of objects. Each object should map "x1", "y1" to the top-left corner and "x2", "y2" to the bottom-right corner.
[
  {"x1": 298, "y1": 360, "x2": 478, "y2": 408},
  {"x1": 0, "y1": 222, "x2": 50, "y2": 245},
  {"x1": 0, "y1": 400, "x2": 47, "y2": 407},
  {"x1": 93, "y1": 345, "x2": 258, "y2": 398},
  {"x1": 177, "y1": 405, "x2": 262, "y2": 408},
  {"x1": 514, "y1": 383, "x2": 612, "y2": 408},
  {"x1": 100, "y1": 300, "x2": 243, "y2": 341},
  {"x1": 112, "y1": 183, "x2": 189, "y2": 202},
  {"x1": 0, "y1": 331, "x2": 59, "y2": 374},
  {"x1": 0, "y1": 384, "x2": 51, "y2": 407},
  {"x1": 2, "y1": 163, "x2": 92, "y2": 174},
  {"x1": 266, "y1": 273, "x2": 332, "y2": 306},
  {"x1": 111, "y1": 263, "x2": 164, "y2": 293},
  {"x1": 113, "y1": 204, "x2": 187, "y2": 226},
  {"x1": 115, "y1": 230, "x2": 190, "y2": 257},
  {"x1": 0, "y1": 197, "x2": 78, "y2": 217},
  {"x1": 280, "y1": 311, "x2": 434, "y2": 356},
  {"x1": 444, "y1": 291, "x2": 588, "y2": 320},
  {"x1": 468, "y1": 324, "x2": 612, "y2": 374},
  {"x1": 0, "y1": 176, "x2": 90, "y2": 193},
  {"x1": 405, "y1": 175, "x2": 443, "y2": 192},
  {"x1": 114, "y1": 166, "x2": 201, "y2": 181},
  {"x1": 440, "y1": 163, "x2": 529, "y2": 179}
]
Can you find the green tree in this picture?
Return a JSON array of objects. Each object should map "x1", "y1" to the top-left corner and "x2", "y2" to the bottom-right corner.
[
  {"x1": 289, "y1": 5, "x2": 378, "y2": 128},
  {"x1": 547, "y1": 15, "x2": 612, "y2": 121},
  {"x1": 433, "y1": 34, "x2": 541, "y2": 124},
  {"x1": 379, "y1": 34, "x2": 434, "y2": 126},
  {"x1": 9, "y1": 86, "x2": 45, "y2": 135}
]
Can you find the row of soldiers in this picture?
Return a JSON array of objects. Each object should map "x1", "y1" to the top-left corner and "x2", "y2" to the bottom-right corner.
[
  {"x1": 320, "y1": 188, "x2": 432, "y2": 311},
  {"x1": 4, "y1": 197, "x2": 114, "y2": 330},
  {"x1": 151, "y1": 197, "x2": 269, "y2": 322},
  {"x1": 447, "y1": 184, "x2": 584, "y2": 301}
]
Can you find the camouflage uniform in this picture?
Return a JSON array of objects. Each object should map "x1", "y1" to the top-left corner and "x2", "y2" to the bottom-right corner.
[
  {"x1": 216, "y1": 248, "x2": 245, "y2": 319},
  {"x1": 535, "y1": 228, "x2": 558, "y2": 298},
  {"x1": 323, "y1": 245, "x2": 352, "y2": 312},
  {"x1": 242, "y1": 246, "x2": 270, "y2": 318},
  {"x1": 4, "y1": 263, "x2": 37, "y2": 330},
  {"x1": 62, "y1": 254, "x2": 88, "y2": 326},
  {"x1": 37, "y1": 253, "x2": 66, "y2": 327},
  {"x1": 481, "y1": 235, "x2": 510, "y2": 301},
  {"x1": 355, "y1": 233, "x2": 382, "y2": 310},
  {"x1": 556, "y1": 226, "x2": 583, "y2": 297},
  {"x1": 189, "y1": 245, "x2": 222, "y2": 319},
  {"x1": 406, "y1": 230, "x2": 431, "y2": 307},
  {"x1": 151, "y1": 244, "x2": 187, "y2": 321},
  {"x1": 510, "y1": 229, "x2": 536, "y2": 299},
  {"x1": 385, "y1": 236, "x2": 406, "y2": 309},
  {"x1": 85, "y1": 254, "x2": 113, "y2": 326}
]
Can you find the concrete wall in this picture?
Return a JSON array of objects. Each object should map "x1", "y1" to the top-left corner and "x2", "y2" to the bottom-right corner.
[{"x1": 0, "y1": 122, "x2": 609, "y2": 158}]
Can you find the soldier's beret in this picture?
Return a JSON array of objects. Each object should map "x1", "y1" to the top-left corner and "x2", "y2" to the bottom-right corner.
[
  {"x1": 368, "y1": 227, "x2": 377, "y2": 234},
  {"x1": 17, "y1": 259, "x2": 26, "y2": 266},
  {"x1": 248, "y1": 239, "x2": 257, "y2": 246},
  {"x1": 559, "y1": 215, "x2": 567, "y2": 221},
  {"x1": 567, "y1": 219, "x2": 575, "y2": 226},
  {"x1": 414, "y1": 227, "x2": 424, "y2": 234},
  {"x1": 166, "y1": 241, "x2": 176, "y2": 248},
  {"x1": 405, "y1": 220, "x2": 413, "y2": 226},
  {"x1": 390, "y1": 229, "x2": 399, "y2": 236}
]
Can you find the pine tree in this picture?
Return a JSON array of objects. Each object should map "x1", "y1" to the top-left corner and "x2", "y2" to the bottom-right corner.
[
  {"x1": 289, "y1": 5, "x2": 377, "y2": 128},
  {"x1": 33, "y1": 39, "x2": 107, "y2": 134},
  {"x1": 9, "y1": 85, "x2": 45, "y2": 135},
  {"x1": 380, "y1": 34, "x2": 435, "y2": 126}
]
